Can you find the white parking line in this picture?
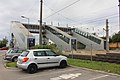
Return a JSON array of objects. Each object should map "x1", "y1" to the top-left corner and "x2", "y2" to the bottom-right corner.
[
  {"x1": 88, "y1": 75, "x2": 109, "y2": 80},
  {"x1": 18, "y1": 68, "x2": 78, "y2": 80},
  {"x1": 50, "y1": 73, "x2": 82, "y2": 80}
]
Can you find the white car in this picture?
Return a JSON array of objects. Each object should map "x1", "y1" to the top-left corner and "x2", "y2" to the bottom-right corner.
[{"x1": 17, "y1": 49, "x2": 67, "y2": 73}]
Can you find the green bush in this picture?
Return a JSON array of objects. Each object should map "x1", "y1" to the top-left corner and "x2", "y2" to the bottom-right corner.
[{"x1": 32, "y1": 44, "x2": 62, "y2": 55}]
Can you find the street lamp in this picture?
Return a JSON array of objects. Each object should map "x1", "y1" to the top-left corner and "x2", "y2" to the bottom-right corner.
[{"x1": 21, "y1": 16, "x2": 30, "y2": 49}]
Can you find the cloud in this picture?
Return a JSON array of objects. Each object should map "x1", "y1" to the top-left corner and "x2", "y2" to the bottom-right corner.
[{"x1": 0, "y1": 0, "x2": 119, "y2": 40}]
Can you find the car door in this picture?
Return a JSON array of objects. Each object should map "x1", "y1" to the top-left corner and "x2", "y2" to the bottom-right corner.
[
  {"x1": 45, "y1": 51, "x2": 60, "y2": 67},
  {"x1": 33, "y1": 51, "x2": 48, "y2": 68}
]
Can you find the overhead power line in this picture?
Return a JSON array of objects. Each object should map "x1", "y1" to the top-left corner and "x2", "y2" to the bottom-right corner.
[
  {"x1": 23, "y1": 0, "x2": 38, "y2": 15},
  {"x1": 44, "y1": 4, "x2": 78, "y2": 23},
  {"x1": 44, "y1": 0, "x2": 81, "y2": 19},
  {"x1": 44, "y1": 2, "x2": 118, "y2": 26},
  {"x1": 43, "y1": 0, "x2": 118, "y2": 27},
  {"x1": 83, "y1": 15, "x2": 118, "y2": 24},
  {"x1": 78, "y1": 13, "x2": 118, "y2": 22},
  {"x1": 70, "y1": 14, "x2": 118, "y2": 25}
]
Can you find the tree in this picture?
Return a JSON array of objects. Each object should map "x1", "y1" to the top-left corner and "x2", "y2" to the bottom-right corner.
[
  {"x1": 111, "y1": 33, "x2": 120, "y2": 43},
  {"x1": 0, "y1": 37, "x2": 8, "y2": 48},
  {"x1": 109, "y1": 37, "x2": 112, "y2": 43}
]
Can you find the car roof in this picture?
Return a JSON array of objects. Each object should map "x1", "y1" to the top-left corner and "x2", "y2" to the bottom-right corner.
[{"x1": 28, "y1": 49, "x2": 51, "y2": 52}]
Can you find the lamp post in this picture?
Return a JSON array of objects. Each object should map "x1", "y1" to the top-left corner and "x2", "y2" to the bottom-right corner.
[
  {"x1": 118, "y1": 0, "x2": 120, "y2": 33},
  {"x1": 21, "y1": 16, "x2": 30, "y2": 49}
]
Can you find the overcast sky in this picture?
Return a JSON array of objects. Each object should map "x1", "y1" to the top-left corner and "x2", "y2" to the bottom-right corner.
[{"x1": 0, "y1": 0, "x2": 119, "y2": 40}]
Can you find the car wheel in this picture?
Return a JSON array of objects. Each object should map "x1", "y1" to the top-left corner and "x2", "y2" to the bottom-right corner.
[
  {"x1": 12, "y1": 57, "x2": 18, "y2": 62},
  {"x1": 59, "y1": 60, "x2": 67, "y2": 68},
  {"x1": 27, "y1": 64, "x2": 37, "y2": 74}
]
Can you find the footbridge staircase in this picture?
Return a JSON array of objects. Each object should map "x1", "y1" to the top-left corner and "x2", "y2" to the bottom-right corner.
[{"x1": 11, "y1": 21, "x2": 105, "y2": 51}]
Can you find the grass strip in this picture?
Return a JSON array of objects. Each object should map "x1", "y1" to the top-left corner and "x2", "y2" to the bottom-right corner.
[
  {"x1": 6, "y1": 62, "x2": 17, "y2": 68},
  {"x1": 5, "y1": 59, "x2": 120, "y2": 75},
  {"x1": 68, "y1": 58, "x2": 120, "y2": 74}
]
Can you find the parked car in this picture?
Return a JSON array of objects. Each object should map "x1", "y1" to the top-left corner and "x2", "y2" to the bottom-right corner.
[
  {"x1": 4, "y1": 48, "x2": 25, "y2": 62},
  {"x1": 17, "y1": 49, "x2": 67, "y2": 74}
]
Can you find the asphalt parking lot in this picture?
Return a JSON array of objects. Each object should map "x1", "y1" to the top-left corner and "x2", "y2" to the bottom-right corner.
[{"x1": 0, "y1": 50, "x2": 120, "y2": 80}]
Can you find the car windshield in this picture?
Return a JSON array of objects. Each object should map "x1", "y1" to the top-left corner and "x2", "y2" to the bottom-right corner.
[
  {"x1": 10, "y1": 49, "x2": 18, "y2": 53},
  {"x1": 7, "y1": 49, "x2": 24, "y2": 54},
  {"x1": 21, "y1": 51, "x2": 29, "y2": 57},
  {"x1": 6, "y1": 49, "x2": 16, "y2": 54},
  {"x1": 7, "y1": 49, "x2": 12, "y2": 54}
]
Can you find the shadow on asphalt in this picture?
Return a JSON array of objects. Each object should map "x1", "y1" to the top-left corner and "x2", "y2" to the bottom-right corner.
[{"x1": 18, "y1": 66, "x2": 69, "y2": 74}]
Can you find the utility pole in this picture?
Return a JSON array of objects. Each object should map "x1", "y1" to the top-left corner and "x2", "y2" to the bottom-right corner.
[
  {"x1": 90, "y1": 44, "x2": 93, "y2": 61},
  {"x1": 118, "y1": 0, "x2": 120, "y2": 33},
  {"x1": 106, "y1": 19, "x2": 109, "y2": 52},
  {"x1": 67, "y1": 24, "x2": 68, "y2": 27},
  {"x1": 51, "y1": 22, "x2": 53, "y2": 26},
  {"x1": 39, "y1": 0, "x2": 43, "y2": 45},
  {"x1": 58, "y1": 22, "x2": 60, "y2": 26}
]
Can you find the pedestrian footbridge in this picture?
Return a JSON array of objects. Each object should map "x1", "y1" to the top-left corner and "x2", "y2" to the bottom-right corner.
[{"x1": 10, "y1": 21, "x2": 105, "y2": 51}]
